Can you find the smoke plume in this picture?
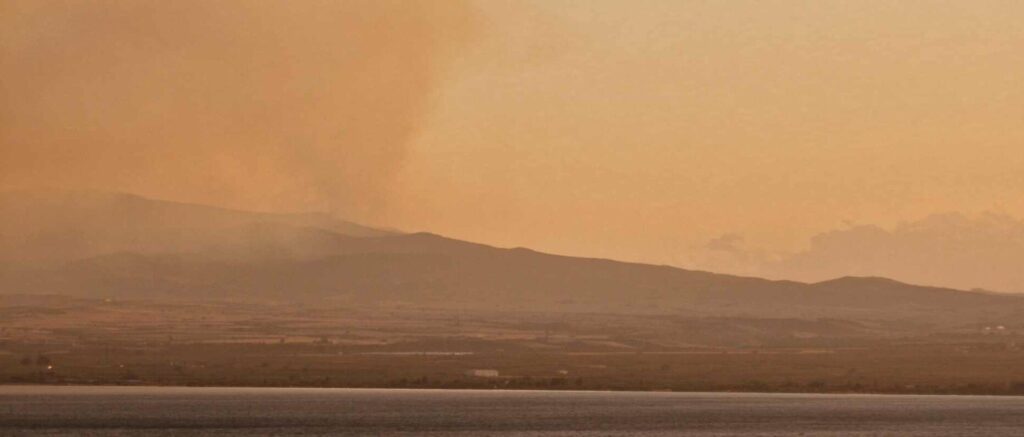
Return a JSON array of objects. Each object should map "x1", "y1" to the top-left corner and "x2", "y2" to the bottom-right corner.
[{"x1": 1, "y1": 0, "x2": 473, "y2": 219}]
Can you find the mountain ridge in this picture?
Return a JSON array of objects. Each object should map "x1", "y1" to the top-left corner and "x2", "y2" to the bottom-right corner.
[{"x1": 1, "y1": 191, "x2": 1021, "y2": 324}]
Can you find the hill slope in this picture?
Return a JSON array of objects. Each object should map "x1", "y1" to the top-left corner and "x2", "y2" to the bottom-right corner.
[
  {"x1": 1, "y1": 191, "x2": 1021, "y2": 323},
  {"x1": 0, "y1": 190, "x2": 392, "y2": 264}
]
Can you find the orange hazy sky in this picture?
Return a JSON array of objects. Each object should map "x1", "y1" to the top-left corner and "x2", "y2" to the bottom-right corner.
[
  {"x1": 3, "y1": 1, "x2": 1024, "y2": 291},
  {"x1": 392, "y1": 1, "x2": 1024, "y2": 262}
]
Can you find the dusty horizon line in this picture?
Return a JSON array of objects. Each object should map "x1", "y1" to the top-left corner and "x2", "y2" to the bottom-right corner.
[{"x1": 2, "y1": 187, "x2": 1013, "y2": 297}]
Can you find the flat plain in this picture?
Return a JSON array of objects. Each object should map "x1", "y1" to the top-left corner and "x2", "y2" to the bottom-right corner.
[{"x1": 3, "y1": 295, "x2": 1024, "y2": 395}]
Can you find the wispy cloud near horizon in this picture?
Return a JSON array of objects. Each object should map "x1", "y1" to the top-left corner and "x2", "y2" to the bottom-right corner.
[{"x1": 696, "y1": 212, "x2": 1024, "y2": 293}]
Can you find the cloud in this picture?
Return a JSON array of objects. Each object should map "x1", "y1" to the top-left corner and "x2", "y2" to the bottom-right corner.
[
  {"x1": 705, "y1": 233, "x2": 745, "y2": 253},
  {"x1": 771, "y1": 213, "x2": 1024, "y2": 292},
  {"x1": 698, "y1": 213, "x2": 1024, "y2": 293},
  {"x1": 692, "y1": 233, "x2": 776, "y2": 278}
]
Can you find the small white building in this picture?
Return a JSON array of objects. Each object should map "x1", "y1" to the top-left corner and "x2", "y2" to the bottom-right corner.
[{"x1": 464, "y1": 369, "x2": 500, "y2": 378}]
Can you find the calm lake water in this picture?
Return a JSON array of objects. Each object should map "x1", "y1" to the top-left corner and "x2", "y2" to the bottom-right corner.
[{"x1": 3, "y1": 386, "x2": 1024, "y2": 436}]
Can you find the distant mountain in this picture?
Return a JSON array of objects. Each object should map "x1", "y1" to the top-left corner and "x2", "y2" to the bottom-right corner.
[
  {"x1": 0, "y1": 190, "x2": 393, "y2": 264},
  {"x1": 2, "y1": 191, "x2": 1022, "y2": 324}
]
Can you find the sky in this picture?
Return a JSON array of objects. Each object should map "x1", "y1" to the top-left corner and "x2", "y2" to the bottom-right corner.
[{"x1": 3, "y1": 1, "x2": 1024, "y2": 292}]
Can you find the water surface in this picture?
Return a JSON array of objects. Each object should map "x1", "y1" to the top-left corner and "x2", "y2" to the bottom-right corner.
[{"x1": 3, "y1": 386, "x2": 1024, "y2": 436}]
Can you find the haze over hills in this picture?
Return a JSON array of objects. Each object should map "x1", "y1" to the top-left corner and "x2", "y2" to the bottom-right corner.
[
  {"x1": 6, "y1": 1, "x2": 1024, "y2": 401},
  {"x1": 1, "y1": 191, "x2": 1021, "y2": 325},
  {"x1": 0, "y1": 190, "x2": 392, "y2": 264},
  {"x1": 5, "y1": 191, "x2": 1024, "y2": 394}
]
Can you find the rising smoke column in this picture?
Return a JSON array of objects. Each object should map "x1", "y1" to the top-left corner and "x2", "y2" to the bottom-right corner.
[{"x1": 0, "y1": 0, "x2": 474, "y2": 219}]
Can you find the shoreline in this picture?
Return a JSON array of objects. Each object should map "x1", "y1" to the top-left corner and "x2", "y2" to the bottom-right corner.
[{"x1": 4, "y1": 383, "x2": 1023, "y2": 398}]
